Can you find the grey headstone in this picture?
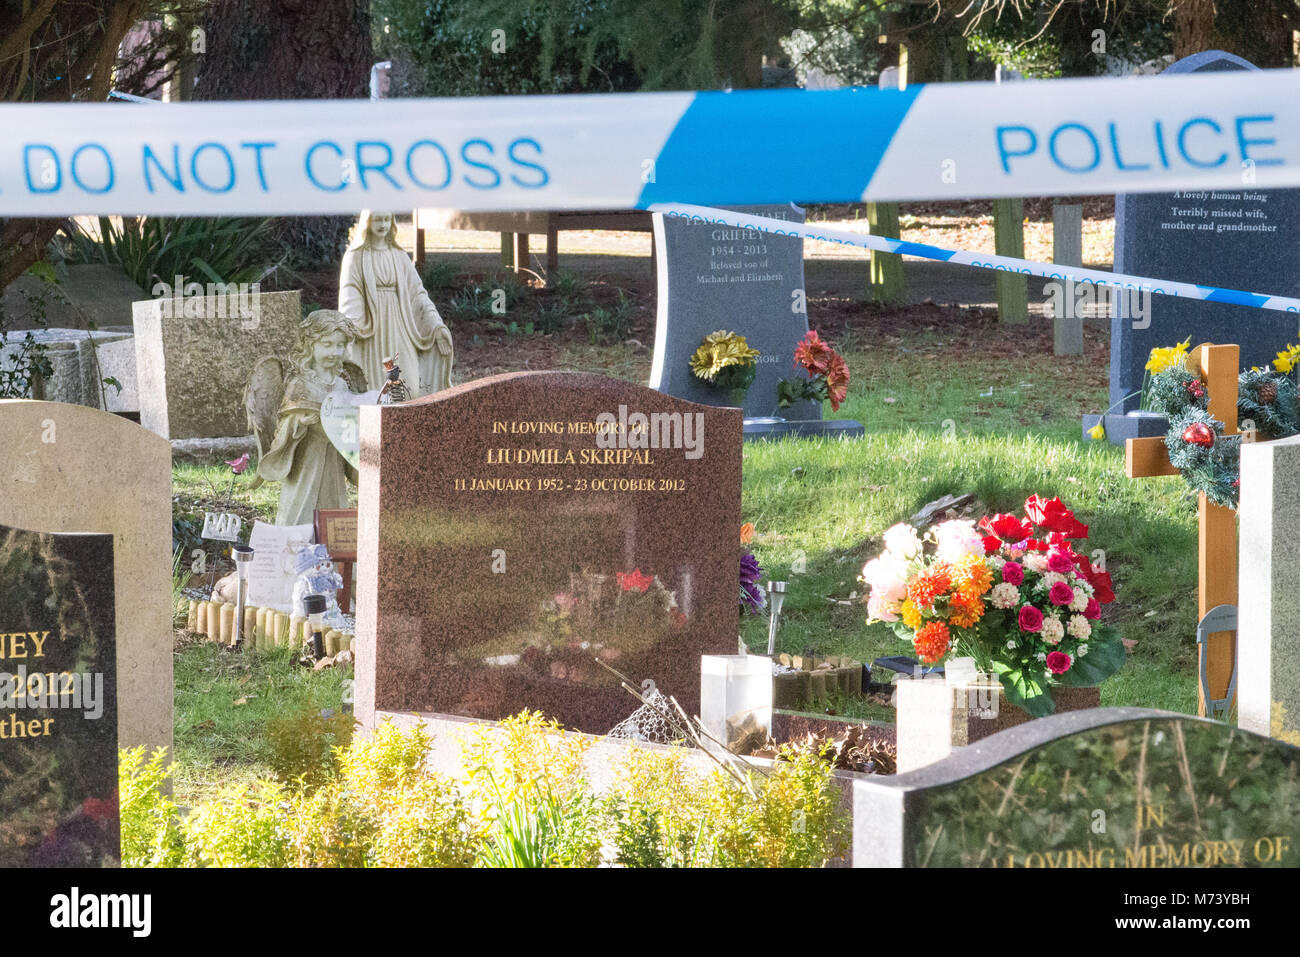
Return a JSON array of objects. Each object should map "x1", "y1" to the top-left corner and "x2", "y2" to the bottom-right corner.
[
  {"x1": 855, "y1": 708, "x2": 1300, "y2": 867},
  {"x1": 0, "y1": 526, "x2": 119, "y2": 867},
  {"x1": 134, "y1": 288, "x2": 301, "y2": 439},
  {"x1": 1, "y1": 327, "x2": 135, "y2": 411},
  {"x1": 650, "y1": 205, "x2": 820, "y2": 421},
  {"x1": 1238, "y1": 434, "x2": 1300, "y2": 744},
  {"x1": 1110, "y1": 50, "x2": 1300, "y2": 413}
]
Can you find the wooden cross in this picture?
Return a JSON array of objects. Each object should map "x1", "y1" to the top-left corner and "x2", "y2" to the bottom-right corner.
[{"x1": 1125, "y1": 342, "x2": 1238, "y2": 718}]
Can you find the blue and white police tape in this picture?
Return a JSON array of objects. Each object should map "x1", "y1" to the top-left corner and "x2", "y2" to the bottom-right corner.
[
  {"x1": 2, "y1": 67, "x2": 1299, "y2": 215},
  {"x1": 647, "y1": 202, "x2": 1300, "y2": 314}
]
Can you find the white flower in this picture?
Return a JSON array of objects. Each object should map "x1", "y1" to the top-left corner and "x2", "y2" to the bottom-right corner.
[
  {"x1": 1069, "y1": 589, "x2": 1089, "y2": 613},
  {"x1": 1023, "y1": 553, "x2": 1049, "y2": 574},
  {"x1": 1076, "y1": 642, "x2": 1089, "y2": 658},
  {"x1": 1068, "y1": 615, "x2": 1092, "y2": 640},
  {"x1": 990, "y1": 582, "x2": 1021, "y2": 609},
  {"x1": 986, "y1": 555, "x2": 1006, "y2": 569},
  {"x1": 1036, "y1": 652, "x2": 1047, "y2": 662},
  {"x1": 1041, "y1": 616, "x2": 1065, "y2": 645},
  {"x1": 1041, "y1": 571, "x2": 1066, "y2": 587},
  {"x1": 861, "y1": 556, "x2": 909, "y2": 605},
  {"x1": 882, "y1": 522, "x2": 922, "y2": 560},
  {"x1": 1005, "y1": 639, "x2": 1017, "y2": 650},
  {"x1": 933, "y1": 519, "x2": 985, "y2": 563}
]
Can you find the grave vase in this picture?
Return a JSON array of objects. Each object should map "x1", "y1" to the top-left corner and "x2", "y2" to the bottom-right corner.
[{"x1": 896, "y1": 673, "x2": 1100, "y2": 773}]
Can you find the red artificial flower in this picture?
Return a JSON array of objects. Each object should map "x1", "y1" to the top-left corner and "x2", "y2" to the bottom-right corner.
[
  {"x1": 980, "y1": 513, "x2": 1033, "y2": 543},
  {"x1": 826, "y1": 352, "x2": 850, "y2": 411},
  {"x1": 1046, "y1": 549, "x2": 1075, "y2": 574},
  {"x1": 1018, "y1": 605, "x2": 1044, "y2": 632},
  {"x1": 1001, "y1": 561, "x2": 1024, "y2": 585},
  {"x1": 981, "y1": 535, "x2": 1003, "y2": 555},
  {"x1": 1046, "y1": 651, "x2": 1072, "y2": 675},
  {"x1": 617, "y1": 569, "x2": 654, "y2": 593},
  {"x1": 225, "y1": 453, "x2": 250, "y2": 474},
  {"x1": 1087, "y1": 568, "x2": 1115, "y2": 604},
  {"x1": 1023, "y1": 495, "x2": 1089, "y2": 539},
  {"x1": 793, "y1": 330, "x2": 834, "y2": 376},
  {"x1": 1083, "y1": 597, "x2": 1101, "y2": 620},
  {"x1": 1048, "y1": 581, "x2": 1075, "y2": 606}
]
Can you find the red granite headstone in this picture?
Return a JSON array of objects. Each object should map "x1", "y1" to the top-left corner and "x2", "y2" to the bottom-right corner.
[{"x1": 355, "y1": 372, "x2": 742, "y2": 734}]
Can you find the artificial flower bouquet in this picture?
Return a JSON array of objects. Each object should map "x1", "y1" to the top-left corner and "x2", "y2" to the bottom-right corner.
[
  {"x1": 690, "y1": 330, "x2": 760, "y2": 402},
  {"x1": 860, "y1": 495, "x2": 1124, "y2": 717},
  {"x1": 776, "y1": 330, "x2": 850, "y2": 412}
]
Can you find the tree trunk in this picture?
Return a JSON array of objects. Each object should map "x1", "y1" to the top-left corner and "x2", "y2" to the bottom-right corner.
[
  {"x1": 1172, "y1": 0, "x2": 1218, "y2": 59},
  {"x1": 193, "y1": 0, "x2": 373, "y2": 268},
  {"x1": 0, "y1": 0, "x2": 146, "y2": 295}
]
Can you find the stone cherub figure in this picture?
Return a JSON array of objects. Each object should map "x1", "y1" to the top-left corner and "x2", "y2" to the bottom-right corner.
[
  {"x1": 245, "y1": 309, "x2": 369, "y2": 526},
  {"x1": 339, "y1": 210, "x2": 454, "y2": 399}
]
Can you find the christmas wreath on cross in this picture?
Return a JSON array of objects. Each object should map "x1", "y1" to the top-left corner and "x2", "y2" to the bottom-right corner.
[{"x1": 1138, "y1": 339, "x2": 1300, "y2": 509}]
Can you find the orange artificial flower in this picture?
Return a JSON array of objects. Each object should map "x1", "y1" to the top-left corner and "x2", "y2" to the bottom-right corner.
[
  {"x1": 952, "y1": 554, "x2": 993, "y2": 597},
  {"x1": 907, "y1": 563, "x2": 952, "y2": 610},
  {"x1": 793, "y1": 330, "x2": 834, "y2": 376},
  {"x1": 826, "y1": 352, "x2": 850, "y2": 412},
  {"x1": 740, "y1": 522, "x2": 755, "y2": 545},
  {"x1": 914, "y1": 620, "x2": 951, "y2": 664},
  {"x1": 949, "y1": 590, "x2": 985, "y2": 629}
]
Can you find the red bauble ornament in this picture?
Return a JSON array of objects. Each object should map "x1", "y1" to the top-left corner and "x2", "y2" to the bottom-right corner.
[{"x1": 1181, "y1": 422, "x2": 1215, "y2": 447}]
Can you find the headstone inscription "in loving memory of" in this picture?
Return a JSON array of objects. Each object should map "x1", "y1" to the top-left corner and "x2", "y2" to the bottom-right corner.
[
  {"x1": 355, "y1": 372, "x2": 742, "y2": 734},
  {"x1": 854, "y1": 708, "x2": 1300, "y2": 868},
  {"x1": 0, "y1": 526, "x2": 119, "y2": 867}
]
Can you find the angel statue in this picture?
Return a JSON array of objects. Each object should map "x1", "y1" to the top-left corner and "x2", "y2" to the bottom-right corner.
[
  {"x1": 339, "y1": 209, "x2": 454, "y2": 399},
  {"x1": 245, "y1": 309, "x2": 369, "y2": 526}
]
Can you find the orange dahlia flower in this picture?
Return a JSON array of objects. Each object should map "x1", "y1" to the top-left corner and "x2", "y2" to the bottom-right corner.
[
  {"x1": 914, "y1": 620, "x2": 951, "y2": 664},
  {"x1": 907, "y1": 564, "x2": 952, "y2": 609}
]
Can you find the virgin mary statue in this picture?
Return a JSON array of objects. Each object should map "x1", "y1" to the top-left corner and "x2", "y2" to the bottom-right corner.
[{"x1": 339, "y1": 210, "x2": 454, "y2": 398}]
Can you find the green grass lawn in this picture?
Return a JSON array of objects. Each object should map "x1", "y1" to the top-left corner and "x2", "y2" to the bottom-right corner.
[{"x1": 172, "y1": 640, "x2": 352, "y2": 806}]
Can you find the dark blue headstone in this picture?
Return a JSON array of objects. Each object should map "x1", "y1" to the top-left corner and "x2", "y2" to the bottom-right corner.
[
  {"x1": 0, "y1": 526, "x2": 118, "y2": 867},
  {"x1": 1111, "y1": 50, "x2": 1300, "y2": 413}
]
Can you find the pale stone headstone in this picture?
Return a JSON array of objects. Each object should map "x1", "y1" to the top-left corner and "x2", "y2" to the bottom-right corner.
[
  {"x1": 1238, "y1": 434, "x2": 1300, "y2": 745},
  {"x1": 134, "y1": 288, "x2": 301, "y2": 439},
  {"x1": 0, "y1": 400, "x2": 172, "y2": 756}
]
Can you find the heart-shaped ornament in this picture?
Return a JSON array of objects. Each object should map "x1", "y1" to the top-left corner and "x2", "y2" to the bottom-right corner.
[{"x1": 320, "y1": 392, "x2": 361, "y2": 469}]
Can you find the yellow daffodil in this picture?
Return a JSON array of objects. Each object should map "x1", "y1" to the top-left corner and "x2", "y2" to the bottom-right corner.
[
  {"x1": 1145, "y1": 338, "x2": 1191, "y2": 375},
  {"x1": 1273, "y1": 343, "x2": 1300, "y2": 374},
  {"x1": 1087, "y1": 422, "x2": 1106, "y2": 441}
]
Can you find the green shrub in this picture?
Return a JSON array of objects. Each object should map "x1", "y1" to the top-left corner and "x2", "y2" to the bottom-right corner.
[
  {"x1": 63, "y1": 216, "x2": 275, "y2": 293},
  {"x1": 422, "y1": 258, "x2": 465, "y2": 292},
  {"x1": 118, "y1": 747, "x2": 185, "y2": 867},
  {"x1": 183, "y1": 780, "x2": 292, "y2": 868},
  {"x1": 584, "y1": 291, "x2": 635, "y2": 344},
  {"x1": 265, "y1": 704, "x2": 356, "y2": 789},
  {"x1": 118, "y1": 713, "x2": 850, "y2": 868}
]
